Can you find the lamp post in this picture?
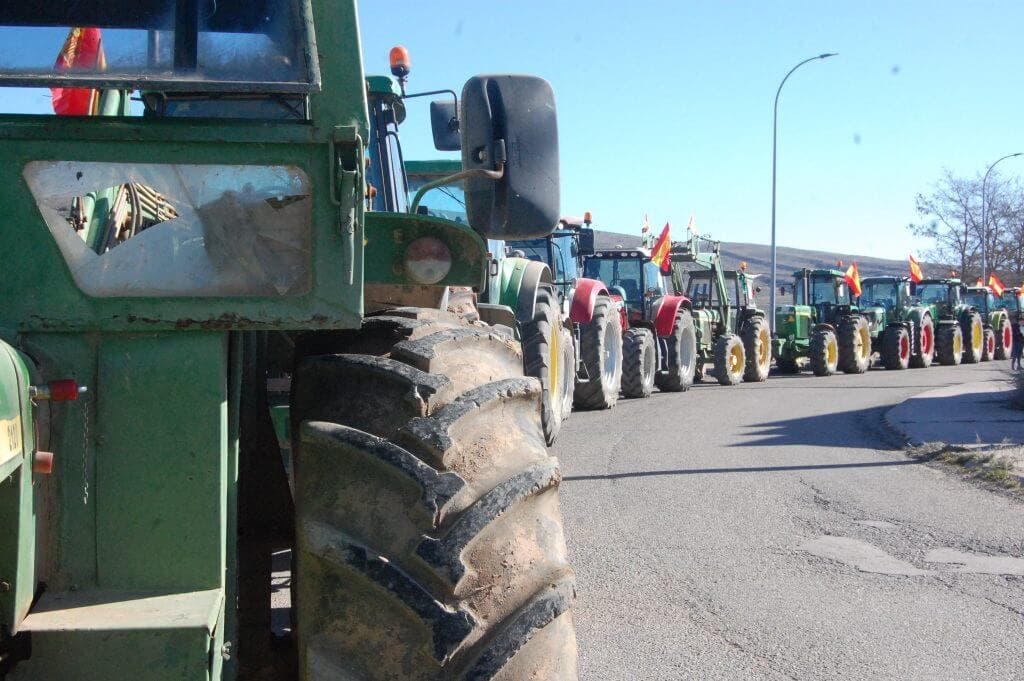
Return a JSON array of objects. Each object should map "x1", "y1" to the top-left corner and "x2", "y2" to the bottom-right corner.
[
  {"x1": 981, "y1": 152, "x2": 1022, "y2": 283},
  {"x1": 770, "y1": 53, "x2": 837, "y2": 332}
]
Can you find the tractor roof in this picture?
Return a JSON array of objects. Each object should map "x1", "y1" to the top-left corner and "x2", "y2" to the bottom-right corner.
[
  {"x1": 404, "y1": 159, "x2": 462, "y2": 177},
  {"x1": 917, "y1": 278, "x2": 961, "y2": 285},
  {"x1": 793, "y1": 268, "x2": 845, "y2": 278},
  {"x1": 591, "y1": 248, "x2": 652, "y2": 259},
  {"x1": 964, "y1": 286, "x2": 991, "y2": 293},
  {"x1": 861, "y1": 275, "x2": 909, "y2": 284}
]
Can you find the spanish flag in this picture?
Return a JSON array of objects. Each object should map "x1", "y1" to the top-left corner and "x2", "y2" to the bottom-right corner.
[
  {"x1": 988, "y1": 274, "x2": 1006, "y2": 297},
  {"x1": 844, "y1": 262, "x2": 862, "y2": 297},
  {"x1": 650, "y1": 222, "x2": 671, "y2": 273},
  {"x1": 52, "y1": 27, "x2": 105, "y2": 116},
  {"x1": 909, "y1": 254, "x2": 923, "y2": 283}
]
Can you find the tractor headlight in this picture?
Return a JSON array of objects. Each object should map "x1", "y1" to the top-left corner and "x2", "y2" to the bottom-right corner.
[{"x1": 403, "y1": 236, "x2": 452, "y2": 284}]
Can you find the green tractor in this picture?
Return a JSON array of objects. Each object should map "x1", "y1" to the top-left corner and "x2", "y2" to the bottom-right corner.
[
  {"x1": 999, "y1": 287, "x2": 1024, "y2": 323},
  {"x1": 671, "y1": 236, "x2": 771, "y2": 385},
  {"x1": 857, "y1": 276, "x2": 936, "y2": 369},
  {"x1": 0, "y1": 3, "x2": 578, "y2": 680},
  {"x1": 365, "y1": 66, "x2": 571, "y2": 444},
  {"x1": 773, "y1": 269, "x2": 873, "y2": 376},
  {"x1": 963, "y1": 285, "x2": 1013, "y2": 361},
  {"x1": 913, "y1": 279, "x2": 985, "y2": 365}
]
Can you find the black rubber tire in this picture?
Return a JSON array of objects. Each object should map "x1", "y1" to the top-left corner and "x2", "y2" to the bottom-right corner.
[
  {"x1": 881, "y1": 326, "x2": 911, "y2": 370},
  {"x1": 712, "y1": 334, "x2": 745, "y2": 386},
  {"x1": 521, "y1": 285, "x2": 563, "y2": 445},
  {"x1": 960, "y1": 311, "x2": 984, "y2": 364},
  {"x1": 838, "y1": 315, "x2": 872, "y2": 374},
  {"x1": 557, "y1": 325, "x2": 575, "y2": 420},
  {"x1": 809, "y1": 328, "x2": 839, "y2": 376},
  {"x1": 995, "y1": 315, "x2": 1012, "y2": 360},
  {"x1": 981, "y1": 327, "x2": 995, "y2": 362},
  {"x1": 655, "y1": 310, "x2": 698, "y2": 392},
  {"x1": 741, "y1": 317, "x2": 771, "y2": 382},
  {"x1": 910, "y1": 314, "x2": 935, "y2": 369},
  {"x1": 936, "y1": 323, "x2": 963, "y2": 365},
  {"x1": 574, "y1": 295, "x2": 622, "y2": 409},
  {"x1": 291, "y1": 308, "x2": 577, "y2": 680},
  {"x1": 775, "y1": 356, "x2": 801, "y2": 374},
  {"x1": 621, "y1": 327, "x2": 657, "y2": 398}
]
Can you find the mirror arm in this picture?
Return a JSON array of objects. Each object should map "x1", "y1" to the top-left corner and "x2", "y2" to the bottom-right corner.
[{"x1": 409, "y1": 161, "x2": 506, "y2": 215}]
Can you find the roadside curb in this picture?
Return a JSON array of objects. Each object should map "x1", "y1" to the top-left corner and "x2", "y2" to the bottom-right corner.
[{"x1": 884, "y1": 381, "x2": 1024, "y2": 489}]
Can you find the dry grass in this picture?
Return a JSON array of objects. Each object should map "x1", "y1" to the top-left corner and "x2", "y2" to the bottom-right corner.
[{"x1": 908, "y1": 441, "x2": 1022, "y2": 492}]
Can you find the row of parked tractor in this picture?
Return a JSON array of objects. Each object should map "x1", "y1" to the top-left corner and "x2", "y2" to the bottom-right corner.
[{"x1": 773, "y1": 268, "x2": 1021, "y2": 376}]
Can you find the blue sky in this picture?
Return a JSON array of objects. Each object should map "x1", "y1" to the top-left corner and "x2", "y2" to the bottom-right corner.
[{"x1": 359, "y1": 1, "x2": 1024, "y2": 259}]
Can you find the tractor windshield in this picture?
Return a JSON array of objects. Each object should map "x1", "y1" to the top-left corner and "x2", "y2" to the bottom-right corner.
[
  {"x1": 550, "y1": 233, "x2": 576, "y2": 284},
  {"x1": 584, "y1": 256, "x2": 662, "y2": 307},
  {"x1": 799, "y1": 275, "x2": 848, "y2": 305},
  {"x1": 0, "y1": 1, "x2": 319, "y2": 95},
  {"x1": 860, "y1": 280, "x2": 899, "y2": 309},
  {"x1": 963, "y1": 289, "x2": 993, "y2": 312},
  {"x1": 999, "y1": 290, "x2": 1023, "y2": 312},
  {"x1": 408, "y1": 178, "x2": 467, "y2": 224},
  {"x1": 915, "y1": 283, "x2": 952, "y2": 306}
]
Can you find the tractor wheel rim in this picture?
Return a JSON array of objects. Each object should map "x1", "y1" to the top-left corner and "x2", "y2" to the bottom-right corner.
[
  {"x1": 1005, "y1": 325, "x2": 1012, "y2": 349},
  {"x1": 827, "y1": 339, "x2": 838, "y2": 366},
  {"x1": 900, "y1": 334, "x2": 910, "y2": 360},
  {"x1": 602, "y1": 322, "x2": 619, "y2": 383},
  {"x1": 729, "y1": 344, "x2": 743, "y2": 373},
  {"x1": 922, "y1": 325, "x2": 933, "y2": 355},
  {"x1": 549, "y1": 324, "x2": 559, "y2": 404},
  {"x1": 758, "y1": 328, "x2": 770, "y2": 366},
  {"x1": 643, "y1": 341, "x2": 655, "y2": 378},
  {"x1": 972, "y1": 322, "x2": 982, "y2": 350},
  {"x1": 954, "y1": 333, "x2": 962, "y2": 355},
  {"x1": 987, "y1": 334, "x2": 995, "y2": 356},
  {"x1": 859, "y1": 327, "x2": 870, "y2": 359},
  {"x1": 681, "y1": 327, "x2": 696, "y2": 373}
]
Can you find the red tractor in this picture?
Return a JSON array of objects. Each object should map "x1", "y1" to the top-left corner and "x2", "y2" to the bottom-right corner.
[{"x1": 582, "y1": 247, "x2": 698, "y2": 397}]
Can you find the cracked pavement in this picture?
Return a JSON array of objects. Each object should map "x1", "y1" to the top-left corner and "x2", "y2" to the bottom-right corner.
[{"x1": 554, "y1": 361, "x2": 1023, "y2": 679}]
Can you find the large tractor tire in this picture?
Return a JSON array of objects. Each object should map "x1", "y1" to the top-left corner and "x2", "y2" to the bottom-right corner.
[
  {"x1": 960, "y1": 311, "x2": 984, "y2": 364},
  {"x1": 712, "y1": 333, "x2": 746, "y2": 386},
  {"x1": 936, "y1": 323, "x2": 963, "y2": 365},
  {"x1": 574, "y1": 295, "x2": 622, "y2": 409},
  {"x1": 838, "y1": 315, "x2": 872, "y2": 374},
  {"x1": 291, "y1": 309, "x2": 578, "y2": 680},
  {"x1": 910, "y1": 314, "x2": 935, "y2": 368},
  {"x1": 521, "y1": 285, "x2": 564, "y2": 444},
  {"x1": 981, "y1": 327, "x2": 995, "y2": 361},
  {"x1": 655, "y1": 310, "x2": 698, "y2": 392},
  {"x1": 557, "y1": 325, "x2": 575, "y2": 419},
  {"x1": 995, "y1": 315, "x2": 1012, "y2": 360},
  {"x1": 741, "y1": 317, "x2": 771, "y2": 382},
  {"x1": 621, "y1": 327, "x2": 657, "y2": 398},
  {"x1": 881, "y1": 326, "x2": 911, "y2": 370},
  {"x1": 809, "y1": 328, "x2": 839, "y2": 376}
]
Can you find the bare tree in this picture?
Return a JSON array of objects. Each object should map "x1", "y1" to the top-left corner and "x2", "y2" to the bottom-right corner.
[{"x1": 908, "y1": 170, "x2": 1024, "y2": 282}]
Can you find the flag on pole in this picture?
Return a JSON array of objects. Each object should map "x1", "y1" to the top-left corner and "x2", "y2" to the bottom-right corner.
[
  {"x1": 52, "y1": 27, "x2": 105, "y2": 116},
  {"x1": 650, "y1": 223, "x2": 672, "y2": 273},
  {"x1": 687, "y1": 215, "x2": 698, "y2": 236},
  {"x1": 844, "y1": 262, "x2": 862, "y2": 297},
  {"x1": 988, "y1": 274, "x2": 1006, "y2": 297},
  {"x1": 975, "y1": 277, "x2": 984, "y2": 287},
  {"x1": 640, "y1": 213, "x2": 653, "y2": 248},
  {"x1": 908, "y1": 254, "x2": 924, "y2": 283}
]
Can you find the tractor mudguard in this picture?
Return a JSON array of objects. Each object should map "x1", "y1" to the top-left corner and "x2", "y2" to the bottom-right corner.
[
  {"x1": 569, "y1": 277, "x2": 611, "y2": 324},
  {"x1": 497, "y1": 256, "x2": 553, "y2": 323},
  {"x1": 652, "y1": 295, "x2": 691, "y2": 337},
  {"x1": 812, "y1": 322, "x2": 838, "y2": 334}
]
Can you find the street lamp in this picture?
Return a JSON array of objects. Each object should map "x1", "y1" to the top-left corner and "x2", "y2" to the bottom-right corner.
[
  {"x1": 769, "y1": 53, "x2": 837, "y2": 332},
  {"x1": 981, "y1": 152, "x2": 1022, "y2": 283}
]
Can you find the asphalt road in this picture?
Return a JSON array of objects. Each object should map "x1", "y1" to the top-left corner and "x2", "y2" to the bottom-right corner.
[{"x1": 554, "y1": 361, "x2": 1024, "y2": 680}]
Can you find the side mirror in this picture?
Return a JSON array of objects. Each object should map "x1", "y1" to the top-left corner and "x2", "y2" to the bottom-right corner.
[
  {"x1": 577, "y1": 227, "x2": 595, "y2": 256},
  {"x1": 460, "y1": 75, "x2": 559, "y2": 239},
  {"x1": 430, "y1": 99, "x2": 461, "y2": 151}
]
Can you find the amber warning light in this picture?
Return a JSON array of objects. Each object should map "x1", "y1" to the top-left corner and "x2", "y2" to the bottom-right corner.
[{"x1": 390, "y1": 46, "x2": 411, "y2": 79}]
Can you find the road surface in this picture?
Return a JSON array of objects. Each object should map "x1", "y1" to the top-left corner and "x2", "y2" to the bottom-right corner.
[{"x1": 555, "y1": 361, "x2": 1024, "y2": 680}]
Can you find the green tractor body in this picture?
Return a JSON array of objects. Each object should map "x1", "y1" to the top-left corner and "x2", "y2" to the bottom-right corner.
[
  {"x1": 963, "y1": 286, "x2": 1014, "y2": 360},
  {"x1": 858, "y1": 276, "x2": 936, "y2": 369},
  {"x1": 0, "y1": 3, "x2": 577, "y2": 679},
  {"x1": 671, "y1": 235, "x2": 771, "y2": 384},
  {"x1": 913, "y1": 278, "x2": 985, "y2": 364},
  {"x1": 772, "y1": 269, "x2": 873, "y2": 375}
]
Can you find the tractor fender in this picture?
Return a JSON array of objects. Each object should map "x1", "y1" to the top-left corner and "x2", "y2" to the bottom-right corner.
[
  {"x1": 652, "y1": 295, "x2": 691, "y2": 337},
  {"x1": 905, "y1": 307, "x2": 930, "y2": 330},
  {"x1": 569, "y1": 277, "x2": 610, "y2": 324},
  {"x1": 498, "y1": 257, "x2": 553, "y2": 323}
]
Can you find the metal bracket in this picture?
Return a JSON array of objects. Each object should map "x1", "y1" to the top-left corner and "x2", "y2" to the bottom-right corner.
[{"x1": 330, "y1": 126, "x2": 364, "y2": 285}]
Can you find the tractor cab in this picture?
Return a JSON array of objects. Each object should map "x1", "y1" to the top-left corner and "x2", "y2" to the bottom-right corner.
[
  {"x1": 914, "y1": 278, "x2": 962, "y2": 316},
  {"x1": 584, "y1": 248, "x2": 670, "y2": 316},
  {"x1": 506, "y1": 217, "x2": 595, "y2": 303},
  {"x1": 963, "y1": 286, "x2": 997, "y2": 315},
  {"x1": 859, "y1": 277, "x2": 910, "y2": 313},
  {"x1": 999, "y1": 288, "x2": 1024, "y2": 317},
  {"x1": 792, "y1": 268, "x2": 854, "y2": 325}
]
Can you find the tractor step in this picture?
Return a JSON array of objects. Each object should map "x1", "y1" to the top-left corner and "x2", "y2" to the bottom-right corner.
[{"x1": 12, "y1": 589, "x2": 222, "y2": 680}]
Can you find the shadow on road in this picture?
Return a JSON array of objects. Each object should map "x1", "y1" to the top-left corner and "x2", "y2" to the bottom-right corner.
[
  {"x1": 563, "y1": 458, "x2": 921, "y2": 482},
  {"x1": 732, "y1": 405, "x2": 903, "y2": 450}
]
